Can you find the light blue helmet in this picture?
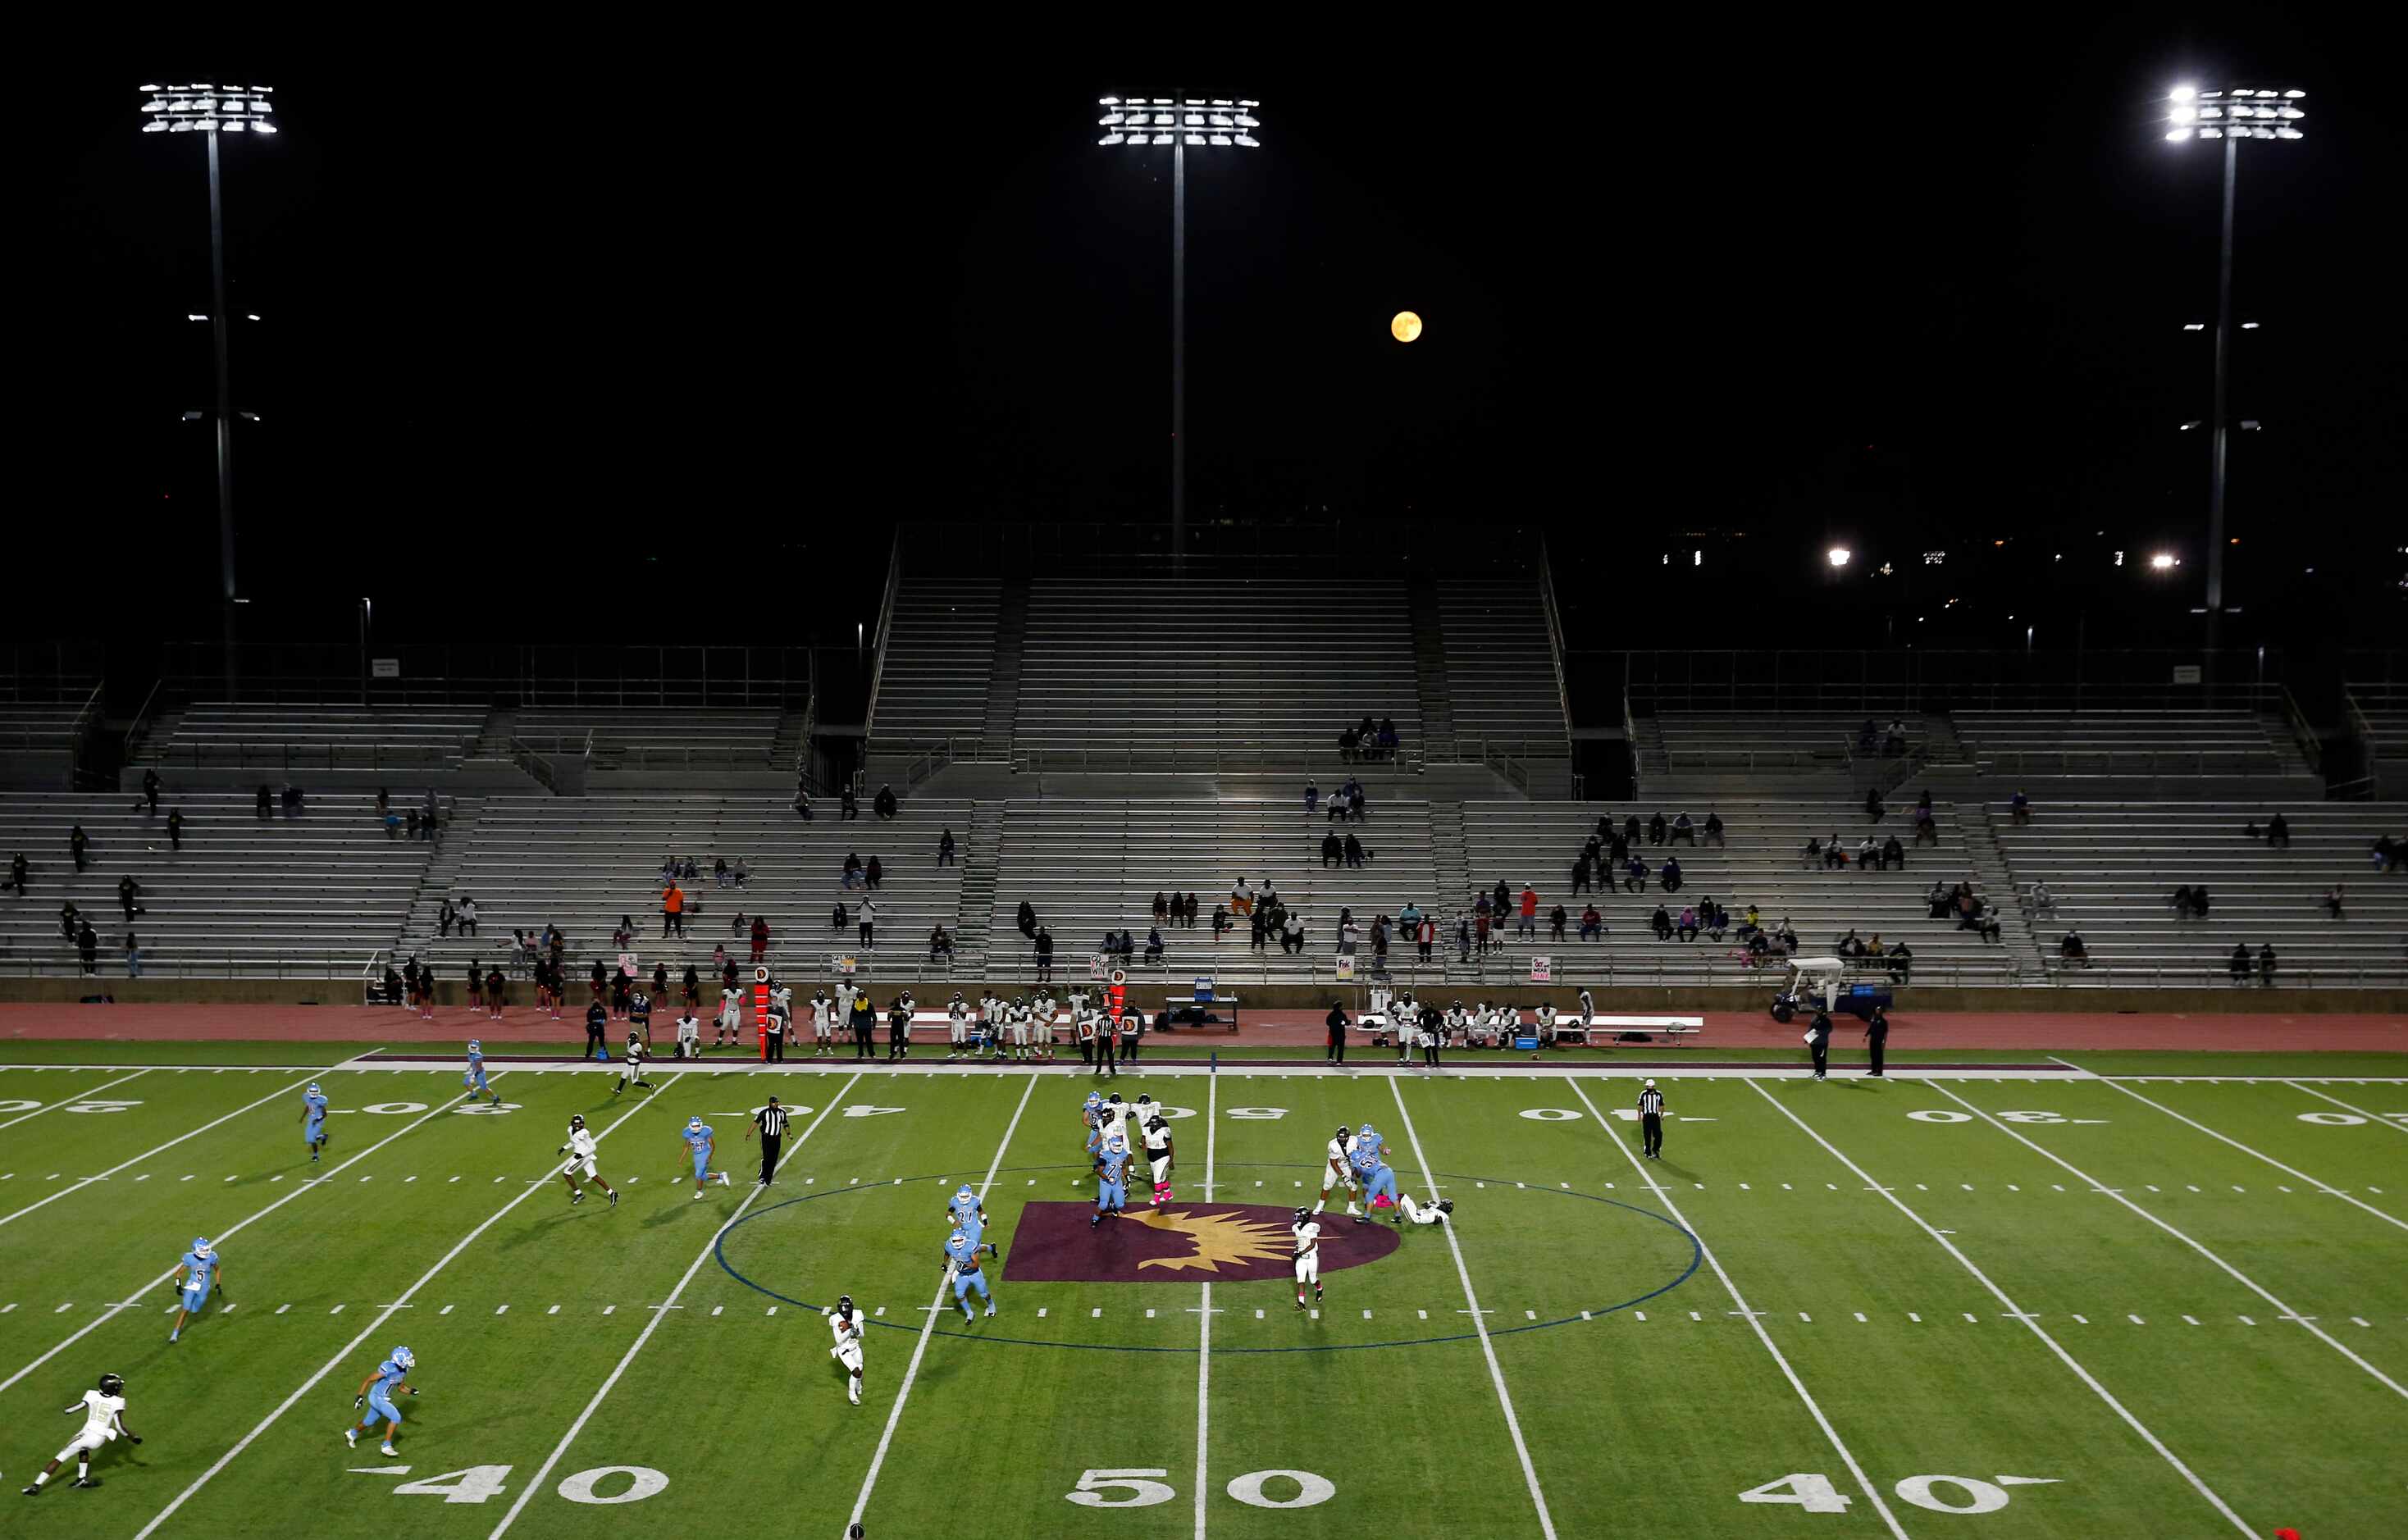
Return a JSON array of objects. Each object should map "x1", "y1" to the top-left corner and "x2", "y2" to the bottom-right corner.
[
  {"x1": 1359, "y1": 1123, "x2": 1376, "y2": 1139},
  {"x1": 467, "y1": 1040, "x2": 481, "y2": 1054},
  {"x1": 955, "y1": 1183, "x2": 976, "y2": 1205},
  {"x1": 686, "y1": 1117, "x2": 705, "y2": 1134},
  {"x1": 1106, "y1": 1133, "x2": 1128, "y2": 1155},
  {"x1": 307, "y1": 1082, "x2": 322, "y2": 1098},
  {"x1": 391, "y1": 1346, "x2": 415, "y2": 1370},
  {"x1": 191, "y1": 1237, "x2": 212, "y2": 1258}
]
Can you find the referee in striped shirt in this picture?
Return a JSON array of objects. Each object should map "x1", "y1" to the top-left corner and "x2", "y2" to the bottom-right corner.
[
  {"x1": 745, "y1": 1096, "x2": 790, "y2": 1185},
  {"x1": 1638, "y1": 1079, "x2": 1666, "y2": 1160}
]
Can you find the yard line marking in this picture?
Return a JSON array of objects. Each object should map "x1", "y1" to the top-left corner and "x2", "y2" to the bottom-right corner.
[
  {"x1": 1751, "y1": 1082, "x2": 2252, "y2": 1537},
  {"x1": 846, "y1": 1072, "x2": 1041, "y2": 1540},
  {"x1": 0, "y1": 1082, "x2": 483, "y2": 1398},
  {"x1": 1392, "y1": 1077, "x2": 1557, "y2": 1540},
  {"x1": 128, "y1": 1077, "x2": 667, "y2": 1540},
  {"x1": 1192, "y1": 1071, "x2": 1219, "y2": 1540},
  {"x1": 1563, "y1": 1078, "x2": 1904, "y2": 1540},
  {"x1": 0, "y1": 1069, "x2": 151, "y2": 1134},
  {"x1": 2057, "y1": 1064, "x2": 2408, "y2": 1236},
  {"x1": 1927, "y1": 1082, "x2": 2408, "y2": 1402},
  {"x1": 0, "y1": 1064, "x2": 341, "y2": 1230},
  {"x1": 2286, "y1": 1080, "x2": 2408, "y2": 1134}
]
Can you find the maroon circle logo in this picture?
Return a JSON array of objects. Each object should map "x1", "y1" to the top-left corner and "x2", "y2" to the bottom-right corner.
[{"x1": 1002, "y1": 1201, "x2": 1400, "y2": 1284}]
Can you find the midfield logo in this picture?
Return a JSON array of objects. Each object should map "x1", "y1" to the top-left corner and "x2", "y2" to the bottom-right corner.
[{"x1": 1003, "y1": 1201, "x2": 1401, "y2": 1284}]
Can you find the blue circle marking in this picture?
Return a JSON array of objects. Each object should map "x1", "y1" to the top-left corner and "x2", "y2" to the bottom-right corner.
[{"x1": 715, "y1": 1160, "x2": 1701, "y2": 1354}]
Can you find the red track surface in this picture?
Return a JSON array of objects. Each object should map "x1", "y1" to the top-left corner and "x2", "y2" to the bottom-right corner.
[{"x1": 3, "y1": 1003, "x2": 2401, "y2": 1053}]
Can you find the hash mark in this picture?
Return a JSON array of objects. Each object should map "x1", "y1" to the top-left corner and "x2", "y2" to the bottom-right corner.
[
  {"x1": 440, "y1": 1305, "x2": 454, "y2": 1315},
  {"x1": 2128, "y1": 1314, "x2": 2145, "y2": 1324},
  {"x1": 276, "y1": 1304, "x2": 290, "y2": 1314},
  {"x1": 495, "y1": 1305, "x2": 509, "y2": 1315},
  {"x1": 2183, "y1": 1315, "x2": 2201, "y2": 1325},
  {"x1": 1799, "y1": 1312, "x2": 1812, "y2": 1323},
  {"x1": 1038, "y1": 1308, "x2": 1047, "y2": 1318},
  {"x1": 1091, "y1": 1307, "x2": 1101, "y2": 1318},
  {"x1": 1908, "y1": 1312, "x2": 1921, "y2": 1323},
  {"x1": 330, "y1": 1305, "x2": 343, "y2": 1315},
  {"x1": 710, "y1": 1306, "x2": 723, "y2": 1317},
  {"x1": 1364, "y1": 1310, "x2": 1373, "y2": 1320},
  {"x1": 2238, "y1": 1315, "x2": 2255, "y2": 1326},
  {"x1": 1853, "y1": 1312, "x2": 1867, "y2": 1322},
  {"x1": 548, "y1": 1305, "x2": 560, "y2": 1315},
  {"x1": 2071, "y1": 1314, "x2": 2088, "y2": 1324}
]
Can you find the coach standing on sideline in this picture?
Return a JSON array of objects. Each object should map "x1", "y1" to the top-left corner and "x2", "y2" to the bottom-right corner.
[
  {"x1": 1863, "y1": 1005, "x2": 1888, "y2": 1078},
  {"x1": 1324, "y1": 1000, "x2": 1348, "y2": 1064},
  {"x1": 1419, "y1": 999, "x2": 1444, "y2": 1069},
  {"x1": 583, "y1": 999, "x2": 609, "y2": 1060},
  {"x1": 1638, "y1": 1078, "x2": 1666, "y2": 1159},
  {"x1": 745, "y1": 1095, "x2": 790, "y2": 1185},
  {"x1": 850, "y1": 990, "x2": 878, "y2": 1059},
  {"x1": 1805, "y1": 1011, "x2": 1832, "y2": 1082}
]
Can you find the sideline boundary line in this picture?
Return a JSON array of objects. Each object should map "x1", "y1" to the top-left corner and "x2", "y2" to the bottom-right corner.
[
  {"x1": 1194, "y1": 1071, "x2": 1217, "y2": 1540},
  {"x1": 1754, "y1": 1080, "x2": 2256, "y2": 1533},
  {"x1": 1925, "y1": 1081, "x2": 2408, "y2": 1401},
  {"x1": 0, "y1": 1068, "x2": 151, "y2": 1134},
  {"x1": 843, "y1": 1071, "x2": 1040, "y2": 1538},
  {"x1": 486, "y1": 1076, "x2": 864, "y2": 1538},
  {"x1": 0, "y1": 1078, "x2": 489, "y2": 1398},
  {"x1": 0, "y1": 1062, "x2": 344, "y2": 1230},
  {"x1": 1390, "y1": 1077, "x2": 1558, "y2": 1540},
  {"x1": 2283, "y1": 1080, "x2": 2408, "y2": 1136},
  {"x1": 1564, "y1": 1076, "x2": 1908, "y2": 1539},
  {"x1": 2055, "y1": 1060, "x2": 2408, "y2": 1236},
  {"x1": 127, "y1": 1074, "x2": 675, "y2": 1538}
]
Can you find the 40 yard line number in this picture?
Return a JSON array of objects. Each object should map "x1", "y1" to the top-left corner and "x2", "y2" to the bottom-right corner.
[
  {"x1": 1742, "y1": 1472, "x2": 2059, "y2": 1515},
  {"x1": 372, "y1": 1464, "x2": 666, "y2": 1506}
]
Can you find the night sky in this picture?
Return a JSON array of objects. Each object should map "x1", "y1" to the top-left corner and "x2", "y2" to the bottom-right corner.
[{"x1": 21, "y1": 21, "x2": 2405, "y2": 672}]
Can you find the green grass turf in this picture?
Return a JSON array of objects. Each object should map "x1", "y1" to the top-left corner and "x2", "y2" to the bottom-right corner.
[{"x1": 0, "y1": 1059, "x2": 2401, "y2": 1537}]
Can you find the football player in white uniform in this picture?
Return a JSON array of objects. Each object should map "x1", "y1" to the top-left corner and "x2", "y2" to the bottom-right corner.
[
  {"x1": 612, "y1": 1031, "x2": 657, "y2": 1096},
  {"x1": 826, "y1": 1294, "x2": 864, "y2": 1405},
  {"x1": 21, "y1": 1372, "x2": 138, "y2": 1493},
  {"x1": 1291, "y1": 1208, "x2": 1323, "y2": 1310},
  {"x1": 554, "y1": 1113, "x2": 618, "y2": 1207},
  {"x1": 946, "y1": 992, "x2": 971, "y2": 1059},
  {"x1": 715, "y1": 982, "x2": 743, "y2": 1047},
  {"x1": 1004, "y1": 996, "x2": 1031, "y2": 1060},
  {"x1": 1443, "y1": 1000, "x2": 1471, "y2": 1050},
  {"x1": 811, "y1": 987, "x2": 837, "y2": 1057},
  {"x1": 1141, "y1": 1109, "x2": 1175, "y2": 1205},
  {"x1": 674, "y1": 1006, "x2": 702, "y2": 1059},
  {"x1": 1314, "y1": 1124, "x2": 1362, "y2": 1217}
]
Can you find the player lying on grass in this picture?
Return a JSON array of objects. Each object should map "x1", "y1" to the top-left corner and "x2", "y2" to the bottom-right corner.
[
  {"x1": 557, "y1": 1114, "x2": 618, "y2": 1207},
  {"x1": 21, "y1": 1372, "x2": 139, "y2": 1494},
  {"x1": 344, "y1": 1346, "x2": 417, "y2": 1456},
  {"x1": 1348, "y1": 1124, "x2": 1452, "y2": 1228},
  {"x1": 169, "y1": 1237, "x2": 226, "y2": 1343}
]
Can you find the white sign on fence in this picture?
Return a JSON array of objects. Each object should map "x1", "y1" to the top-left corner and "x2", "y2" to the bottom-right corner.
[
  {"x1": 1529, "y1": 954, "x2": 1553, "y2": 983},
  {"x1": 372, "y1": 658, "x2": 401, "y2": 678},
  {"x1": 1334, "y1": 955, "x2": 1357, "y2": 982}
]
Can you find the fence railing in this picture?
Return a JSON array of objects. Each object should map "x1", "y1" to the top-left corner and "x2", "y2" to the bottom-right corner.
[
  {"x1": 146, "y1": 740, "x2": 469, "y2": 772},
  {"x1": 504, "y1": 734, "x2": 779, "y2": 770},
  {"x1": 862, "y1": 526, "x2": 907, "y2": 740}
]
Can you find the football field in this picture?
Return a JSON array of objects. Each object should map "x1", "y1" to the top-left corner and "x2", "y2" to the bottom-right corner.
[{"x1": 1, "y1": 1049, "x2": 2403, "y2": 1538}]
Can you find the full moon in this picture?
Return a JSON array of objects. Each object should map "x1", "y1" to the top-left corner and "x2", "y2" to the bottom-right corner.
[{"x1": 1390, "y1": 310, "x2": 1423, "y2": 343}]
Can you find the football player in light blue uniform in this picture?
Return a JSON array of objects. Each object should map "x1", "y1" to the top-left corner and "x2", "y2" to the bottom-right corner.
[
  {"x1": 463, "y1": 1040, "x2": 495, "y2": 1103},
  {"x1": 682, "y1": 1117, "x2": 731, "y2": 1197},
  {"x1": 301, "y1": 1082, "x2": 331, "y2": 1160},
  {"x1": 167, "y1": 1237, "x2": 224, "y2": 1343},
  {"x1": 943, "y1": 1228, "x2": 996, "y2": 1320},
  {"x1": 947, "y1": 1181, "x2": 987, "y2": 1232},
  {"x1": 345, "y1": 1345, "x2": 417, "y2": 1456},
  {"x1": 1092, "y1": 1132, "x2": 1130, "y2": 1227},
  {"x1": 1351, "y1": 1124, "x2": 1452, "y2": 1228}
]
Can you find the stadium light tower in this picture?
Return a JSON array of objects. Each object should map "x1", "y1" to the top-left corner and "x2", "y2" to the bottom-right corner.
[
  {"x1": 1097, "y1": 94, "x2": 1262, "y2": 566},
  {"x1": 2162, "y1": 82, "x2": 2302, "y2": 668},
  {"x1": 139, "y1": 82, "x2": 276, "y2": 688}
]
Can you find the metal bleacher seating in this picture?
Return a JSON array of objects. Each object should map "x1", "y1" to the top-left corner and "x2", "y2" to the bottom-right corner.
[
  {"x1": 1952, "y1": 710, "x2": 2302, "y2": 778},
  {"x1": 1458, "y1": 800, "x2": 2030, "y2": 986},
  {"x1": 981, "y1": 798, "x2": 1442, "y2": 984},
  {"x1": 1991, "y1": 801, "x2": 2408, "y2": 986},
  {"x1": 148, "y1": 703, "x2": 489, "y2": 772},
  {"x1": 1653, "y1": 713, "x2": 1920, "y2": 776},
  {"x1": 508, "y1": 708, "x2": 781, "y2": 769},
  {"x1": 1010, "y1": 567, "x2": 1421, "y2": 772},
  {"x1": 0, "y1": 791, "x2": 436, "y2": 978},
  {"x1": 0, "y1": 702, "x2": 93, "y2": 787},
  {"x1": 400, "y1": 794, "x2": 972, "y2": 989},
  {"x1": 868, "y1": 576, "x2": 1002, "y2": 749}
]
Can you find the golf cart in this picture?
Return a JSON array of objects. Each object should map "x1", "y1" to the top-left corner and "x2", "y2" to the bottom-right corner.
[{"x1": 1770, "y1": 956, "x2": 1892, "y2": 1023}]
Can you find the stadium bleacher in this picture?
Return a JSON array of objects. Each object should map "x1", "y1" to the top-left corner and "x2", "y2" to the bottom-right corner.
[
  {"x1": 0, "y1": 791, "x2": 438, "y2": 977},
  {"x1": 506, "y1": 708, "x2": 781, "y2": 769},
  {"x1": 144, "y1": 703, "x2": 490, "y2": 771},
  {"x1": 867, "y1": 575, "x2": 1002, "y2": 749},
  {"x1": 1951, "y1": 710, "x2": 2304, "y2": 777},
  {"x1": 1991, "y1": 800, "x2": 2408, "y2": 986}
]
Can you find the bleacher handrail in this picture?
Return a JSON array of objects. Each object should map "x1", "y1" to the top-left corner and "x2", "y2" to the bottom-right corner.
[
  {"x1": 863, "y1": 525, "x2": 906, "y2": 741},
  {"x1": 1534, "y1": 533, "x2": 1577, "y2": 752}
]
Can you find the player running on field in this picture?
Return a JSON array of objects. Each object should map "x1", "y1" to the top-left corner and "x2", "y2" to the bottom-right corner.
[
  {"x1": 463, "y1": 1040, "x2": 498, "y2": 1103},
  {"x1": 1291, "y1": 1208, "x2": 1323, "y2": 1310},
  {"x1": 344, "y1": 1346, "x2": 417, "y2": 1456},
  {"x1": 301, "y1": 1080, "x2": 331, "y2": 1160},
  {"x1": 1142, "y1": 1109, "x2": 1175, "y2": 1205},
  {"x1": 826, "y1": 1295, "x2": 864, "y2": 1404},
  {"x1": 1348, "y1": 1123, "x2": 1451, "y2": 1228},
  {"x1": 556, "y1": 1114, "x2": 618, "y2": 1207},
  {"x1": 1314, "y1": 1124, "x2": 1362, "y2": 1218},
  {"x1": 613, "y1": 1031, "x2": 657, "y2": 1096},
  {"x1": 21, "y1": 1372, "x2": 139, "y2": 1494},
  {"x1": 682, "y1": 1116, "x2": 732, "y2": 1196},
  {"x1": 168, "y1": 1237, "x2": 225, "y2": 1342},
  {"x1": 1092, "y1": 1132, "x2": 1131, "y2": 1227},
  {"x1": 944, "y1": 1227, "x2": 997, "y2": 1320}
]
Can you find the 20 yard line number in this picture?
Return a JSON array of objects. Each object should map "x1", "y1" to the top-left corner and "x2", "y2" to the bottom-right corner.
[
  {"x1": 1743, "y1": 1472, "x2": 2059, "y2": 1515},
  {"x1": 373, "y1": 1465, "x2": 667, "y2": 1506},
  {"x1": 1069, "y1": 1468, "x2": 1336, "y2": 1510}
]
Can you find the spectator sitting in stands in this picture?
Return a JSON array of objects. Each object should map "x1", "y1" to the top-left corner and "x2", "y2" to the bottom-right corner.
[
  {"x1": 830, "y1": 900, "x2": 848, "y2": 932},
  {"x1": 1379, "y1": 715, "x2": 1398, "y2": 754},
  {"x1": 1857, "y1": 836, "x2": 1880, "y2": 870},
  {"x1": 1337, "y1": 724, "x2": 1361, "y2": 762},
  {"x1": 1885, "y1": 940, "x2": 1913, "y2": 979},
  {"x1": 733, "y1": 859, "x2": 750, "y2": 888},
  {"x1": 1018, "y1": 899, "x2": 1037, "y2": 938},
  {"x1": 841, "y1": 853, "x2": 863, "y2": 890},
  {"x1": 2324, "y1": 884, "x2": 2346, "y2": 920},
  {"x1": 1703, "y1": 810, "x2": 1726, "y2": 847},
  {"x1": 1824, "y1": 833, "x2": 1848, "y2": 870},
  {"x1": 1671, "y1": 812, "x2": 1694, "y2": 845},
  {"x1": 405, "y1": 809, "x2": 422, "y2": 840},
  {"x1": 1913, "y1": 806, "x2": 1937, "y2": 847},
  {"x1": 1701, "y1": 900, "x2": 1729, "y2": 941},
  {"x1": 2266, "y1": 813, "x2": 2290, "y2": 848},
  {"x1": 1348, "y1": 784, "x2": 1367, "y2": 822},
  {"x1": 1284, "y1": 912, "x2": 1306, "y2": 954},
  {"x1": 840, "y1": 787, "x2": 859, "y2": 820},
  {"x1": 1737, "y1": 904, "x2": 1763, "y2": 941},
  {"x1": 864, "y1": 855, "x2": 884, "y2": 891},
  {"x1": 1580, "y1": 904, "x2": 1603, "y2": 941},
  {"x1": 1344, "y1": 832, "x2": 1368, "y2": 868},
  {"x1": 1303, "y1": 780, "x2": 1320, "y2": 817},
  {"x1": 1837, "y1": 928, "x2": 1864, "y2": 958},
  {"x1": 1571, "y1": 852, "x2": 1593, "y2": 894},
  {"x1": 2229, "y1": 942, "x2": 2254, "y2": 983},
  {"x1": 2374, "y1": 834, "x2": 2401, "y2": 872},
  {"x1": 1865, "y1": 933, "x2": 1886, "y2": 960},
  {"x1": 1803, "y1": 836, "x2": 1824, "y2": 869},
  {"x1": 1609, "y1": 827, "x2": 1630, "y2": 862},
  {"x1": 2010, "y1": 788, "x2": 2031, "y2": 825},
  {"x1": 1660, "y1": 857, "x2": 1683, "y2": 895},
  {"x1": 1927, "y1": 879, "x2": 1954, "y2": 918},
  {"x1": 1882, "y1": 834, "x2": 1906, "y2": 870},
  {"x1": 1248, "y1": 907, "x2": 1269, "y2": 952},
  {"x1": 1885, "y1": 718, "x2": 1908, "y2": 756},
  {"x1": 1776, "y1": 918, "x2": 1799, "y2": 954},
  {"x1": 873, "y1": 783, "x2": 898, "y2": 820},
  {"x1": 257, "y1": 784, "x2": 274, "y2": 818},
  {"x1": 1211, "y1": 903, "x2": 1230, "y2": 939},
  {"x1": 714, "y1": 856, "x2": 731, "y2": 886},
  {"x1": 1620, "y1": 856, "x2": 1644, "y2": 892},
  {"x1": 4, "y1": 850, "x2": 25, "y2": 895},
  {"x1": 681, "y1": 857, "x2": 699, "y2": 880},
  {"x1": 1548, "y1": 904, "x2": 1567, "y2": 942},
  {"x1": 1676, "y1": 906, "x2": 1699, "y2": 941},
  {"x1": 1371, "y1": 916, "x2": 1391, "y2": 965},
  {"x1": 1144, "y1": 926, "x2": 1165, "y2": 963},
  {"x1": 2191, "y1": 885, "x2": 2212, "y2": 918},
  {"x1": 1321, "y1": 832, "x2": 1343, "y2": 868},
  {"x1": 929, "y1": 924, "x2": 952, "y2": 965},
  {"x1": 1648, "y1": 811, "x2": 1667, "y2": 845},
  {"x1": 1858, "y1": 717, "x2": 1878, "y2": 752},
  {"x1": 2060, "y1": 927, "x2": 2089, "y2": 964},
  {"x1": 937, "y1": 828, "x2": 955, "y2": 866},
  {"x1": 1650, "y1": 904, "x2": 1674, "y2": 941},
  {"x1": 2257, "y1": 942, "x2": 2277, "y2": 985},
  {"x1": 1623, "y1": 813, "x2": 1643, "y2": 848},
  {"x1": 282, "y1": 783, "x2": 306, "y2": 817},
  {"x1": 1231, "y1": 877, "x2": 1256, "y2": 916},
  {"x1": 1152, "y1": 891, "x2": 1169, "y2": 924}
]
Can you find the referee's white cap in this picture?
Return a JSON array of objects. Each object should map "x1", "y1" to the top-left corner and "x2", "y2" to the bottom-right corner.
[{"x1": 1644, "y1": 1078, "x2": 1656, "y2": 1088}]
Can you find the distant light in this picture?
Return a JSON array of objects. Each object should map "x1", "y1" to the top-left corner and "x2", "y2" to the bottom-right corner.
[
  {"x1": 2182, "y1": 322, "x2": 2205, "y2": 330},
  {"x1": 2240, "y1": 321, "x2": 2260, "y2": 329},
  {"x1": 2115, "y1": 550, "x2": 2126, "y2": 566},
  {"x1": 1922, "y1": 550, "x2": 1945, "y2": 565},
  {"x1": 2169, "y1": 84, "x2": 2198, "y2": 103},
  {"x1": 2180, "y1": 421, "x2": 2204, "y2": 431},
  {"x1": 180, "y1": 410, "x2": 204, "y2": 421},
  {"x1": 244, "y1": 312, "x2": 261, "y2": 321},
  {"x1": 2165, "y1": 128, "x2": 2193, "y2": 142},
  {"x1": 238, "y1": 412, "x2": 261, "y2": 422},
  {"x1": 2150, "y1": 552, "x2": 2178, "y2": 569},
  {"x1": 185, "y1": 313, "x2": 208, "y2": 321},
  {"x1": 1390, "y1": 311, "x2": 1423, "y2": 344},
  {"x1": 1827, "y1": 547, "x2": 1851, "y2": 567},
  {"x1": 1692, "y1": 549, "x2": 1702, "y2": 567}
]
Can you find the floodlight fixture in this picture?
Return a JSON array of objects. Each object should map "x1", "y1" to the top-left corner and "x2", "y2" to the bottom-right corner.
[
  {"x1": 1827, "y1": 547, "x2": 1851, "y2": 568},
  {"x1": 2150, "y1": 552, "x2": 2178, "y2": 569}
]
